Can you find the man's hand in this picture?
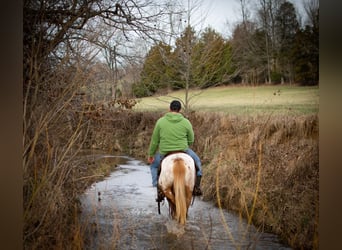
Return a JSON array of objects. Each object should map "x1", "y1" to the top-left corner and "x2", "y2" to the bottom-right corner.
[{"x1": 147, "y1": 156, "x2": 154, "y2": 164}]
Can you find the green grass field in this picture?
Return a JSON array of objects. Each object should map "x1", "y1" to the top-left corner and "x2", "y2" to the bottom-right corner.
[{"x1": 133, "y1": 85, "x2": 319, "y2": 115}]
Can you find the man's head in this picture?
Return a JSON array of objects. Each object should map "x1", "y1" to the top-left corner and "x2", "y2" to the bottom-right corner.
[{"x1": 170, "y1": 100, "x2": 181, "y2": 112}]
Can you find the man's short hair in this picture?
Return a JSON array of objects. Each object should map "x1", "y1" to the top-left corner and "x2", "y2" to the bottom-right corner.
[{"x1": 170, "y1": 100, "x2": 181, "y2": 111}]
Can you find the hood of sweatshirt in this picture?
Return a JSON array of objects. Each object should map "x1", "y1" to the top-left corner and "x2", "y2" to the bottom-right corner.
[{"x1": 164, "y1": 112, "x2": 184, "y2": 123}]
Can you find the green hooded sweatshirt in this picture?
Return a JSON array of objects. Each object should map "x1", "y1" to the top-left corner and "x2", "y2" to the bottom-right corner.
[{"x1": 148, "y1": 112, "x2": 194, "y2": 156}]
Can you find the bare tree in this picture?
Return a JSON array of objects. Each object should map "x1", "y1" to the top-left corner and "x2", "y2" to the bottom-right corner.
[
  {"x1": 303, "y1": 0, "x2": 319, "y2": 28},
  {"x1": 239, "y1": 0, "x2": 251, "y2": 28},
  {"x1": 257, "y1": 0, "x2": 275, "y2": 84},
  {"x1": 166, "y1": 0, "x2": 222, "y2": 112},
  {"x1": 23, "y1": 0, "x2": 176, "y2": 248}
]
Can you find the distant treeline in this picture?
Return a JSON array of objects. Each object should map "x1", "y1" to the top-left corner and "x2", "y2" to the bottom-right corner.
[{"x1": 134, "y1": 0, "x2": 319, "y2": 97}]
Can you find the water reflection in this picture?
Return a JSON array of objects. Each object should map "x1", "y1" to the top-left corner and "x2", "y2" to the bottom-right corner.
[{"x1": 80, "y1": 157, "x2": 291, "y2": 249}]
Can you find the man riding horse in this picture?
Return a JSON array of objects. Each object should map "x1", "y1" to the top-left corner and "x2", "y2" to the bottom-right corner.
[{"x1": 147, "y1": 100, "x2": 203, "y2": 202}]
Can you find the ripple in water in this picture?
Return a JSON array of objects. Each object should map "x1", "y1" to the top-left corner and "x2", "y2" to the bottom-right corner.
[{"x1": 165, "y1": 220, "x2": 185, "y2": 237}]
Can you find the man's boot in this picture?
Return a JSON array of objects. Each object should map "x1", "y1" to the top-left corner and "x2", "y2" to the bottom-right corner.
[{"x1": 193, "y1": 175, "x2": 203, "y2": 196}]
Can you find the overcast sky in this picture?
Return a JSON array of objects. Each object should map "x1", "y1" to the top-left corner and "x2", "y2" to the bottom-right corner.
[
  {"x1": 180, "y1": 0, "x2": 241, "y2": 37},
  {"x1": 197, "y1": 0, "x2": 241, "y2": 35},
  {"x1": 181, "y1": 0, "x2": 306, "y2": 37}
]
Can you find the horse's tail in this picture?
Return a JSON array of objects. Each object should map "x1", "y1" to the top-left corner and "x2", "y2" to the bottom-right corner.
[{"x1": 173, "y1": 158, "x2": 187, "y2": 225}]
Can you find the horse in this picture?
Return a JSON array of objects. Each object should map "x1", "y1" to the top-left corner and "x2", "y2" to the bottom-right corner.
[{"x1": 158, "y1": 152, "x2": 196, "y2": 225}]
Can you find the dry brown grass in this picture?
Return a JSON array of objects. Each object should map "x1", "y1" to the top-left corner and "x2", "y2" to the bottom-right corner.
[
  {"x1": 188, "y1": 112, "x2": 319, "y2": 249},
  {"x1": 23, "y1": 105, "x2": 96, "y2": 248},
  {"x1": 22, "y1": 54, "x2": 128, "y2": 248}
]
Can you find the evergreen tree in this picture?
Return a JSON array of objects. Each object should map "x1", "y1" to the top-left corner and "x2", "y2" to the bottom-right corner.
[
  {"x1": 172, "y1": 26, "x2": 197, "y2": 90},
  {"x1": 133, "y1": 42, "x2": 172, "y2": 97},
  {"x1": 275, "y1": 1, "x2": 299, "y2": 83},
  {"x1": 292, "y1": 0, "x2": 319, "y2": 85},
  {"x1": 192, "y1": 27, "x2": 233, "y2": 88},
  {"x1": 292, "y1": 24, "x2": 319, "y2": 85}
]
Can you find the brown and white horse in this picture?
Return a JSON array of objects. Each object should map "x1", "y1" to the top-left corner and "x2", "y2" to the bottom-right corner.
[{"x1": 158, "y1": 152, "x2": 196, "y2": 225}]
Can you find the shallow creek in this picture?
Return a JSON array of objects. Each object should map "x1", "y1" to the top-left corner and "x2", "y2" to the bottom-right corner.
[{"x1": 79, "y1": 156, "x2": 291, "y2": 249}]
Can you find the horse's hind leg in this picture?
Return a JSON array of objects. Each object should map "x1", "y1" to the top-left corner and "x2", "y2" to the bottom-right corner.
[
  {"x1": 163, "y1": 187, "x2": 175, "y2": 204},
  {"x1": 185, "y1": 186, "x2": 193, "y2": 213},
  {"x1": 163, "y1": 187, "x2": 177, "y2": 218}
]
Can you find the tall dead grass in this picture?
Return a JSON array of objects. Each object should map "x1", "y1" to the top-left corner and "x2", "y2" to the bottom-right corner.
[
  {"x1": 23, "y1": 57, "x2": 112, "y2": 248},
  {"x1": 188, "y1": 112, "x2": 319, "y2": 249}
]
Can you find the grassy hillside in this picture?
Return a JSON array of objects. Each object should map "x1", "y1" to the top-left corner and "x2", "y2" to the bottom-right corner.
[{"x1": 134, "y1": 85, "x2": 319, "y2": 115}]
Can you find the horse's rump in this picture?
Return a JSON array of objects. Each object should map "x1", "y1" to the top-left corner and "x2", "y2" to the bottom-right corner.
[{"x1": 158, "y1": 153, "x2": 195, "y2": 224}]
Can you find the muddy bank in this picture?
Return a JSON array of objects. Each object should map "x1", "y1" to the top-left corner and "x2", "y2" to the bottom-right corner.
[{"x1": 85, "y1": 110, "x2": 318, "y2": 249}]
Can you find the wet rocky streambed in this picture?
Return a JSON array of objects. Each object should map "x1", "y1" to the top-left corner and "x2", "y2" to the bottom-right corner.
[{"x1": 79, "y1": 155, "x2": 291, "y2": 249}]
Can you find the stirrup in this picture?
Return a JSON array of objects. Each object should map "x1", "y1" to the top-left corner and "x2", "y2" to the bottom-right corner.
[{"x1": 155, "y1": 196, "x2": 164, "y2": 202}]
